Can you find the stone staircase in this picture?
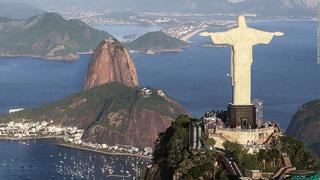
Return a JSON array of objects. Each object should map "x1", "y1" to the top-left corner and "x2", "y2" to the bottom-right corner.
[{"x1": 271, "y1": 153, "x2": 295, "y2": 180}]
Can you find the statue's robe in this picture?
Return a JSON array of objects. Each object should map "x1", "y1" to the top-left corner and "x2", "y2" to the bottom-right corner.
[{"x1": 210, "y1": 27, "x2": 275, "y2": 105}]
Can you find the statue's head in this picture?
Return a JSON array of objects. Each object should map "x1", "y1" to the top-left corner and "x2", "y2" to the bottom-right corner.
[{"x1": 238, "y1": 15, "x2": 247, "y2": 28}]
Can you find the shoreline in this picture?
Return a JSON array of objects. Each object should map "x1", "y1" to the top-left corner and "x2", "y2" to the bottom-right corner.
[
  {"x1": 181, "y1": 28, "x2": 205, "y2": 42},
  {"x1": 0, "y1": 136, "x2": 152, "y2": 159},
  {"x1": 0, "y1": 54, "x2": 80, "y2": 61},
  {"x1": 129, "y1": 46, "x2": 190, "y2": 55},
  {"x1": 57, "y1": 142, "x2": 152, "y2": 159},
  {"x1": 0, "y1": 52, "x2": 94, "y2": 61},
  {"x1": 0, "y1": 19, "x2": 312, "y2": 61},
  {"x1": 175, "y1": 18, "x2": 312, "y2": 42},
  {"x1": 0, "y1": 136, "x2": 60, "y2": 141}
]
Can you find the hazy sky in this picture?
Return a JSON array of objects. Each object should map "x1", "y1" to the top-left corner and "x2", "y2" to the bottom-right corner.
[
  {"x1": 0, "y1": 0, "x2": 244, "y2": 9},
  {"x1": 0, "y1": 0, "x2": 315, "y2": 16}
]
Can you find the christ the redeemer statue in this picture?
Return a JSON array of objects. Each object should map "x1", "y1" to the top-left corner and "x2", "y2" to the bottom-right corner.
[{"x1": 200, "y1": 16, "x2": 284, "y2": 106}]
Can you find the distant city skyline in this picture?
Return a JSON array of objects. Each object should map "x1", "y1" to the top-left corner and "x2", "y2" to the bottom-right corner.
[{"x1": 0, "y1": 0, "x2": 315, "y2": 15}]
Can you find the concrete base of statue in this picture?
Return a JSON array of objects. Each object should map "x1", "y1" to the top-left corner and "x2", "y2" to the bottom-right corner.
[{"x1": 227, "y1": 104, "x2": 257, "y2": 129}]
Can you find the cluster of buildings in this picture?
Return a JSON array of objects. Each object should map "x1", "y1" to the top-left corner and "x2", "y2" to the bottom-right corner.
[
  {"x1": 74, "y1": 142, "x2": 153, "y2": 157},
  {"x1": 46, "y1": 7, "x2": 241, "y2": 28},
  {"x1": 141, "y1": 87, "x2": 167, "y2": 99},
  {"x1": 0, "y1": 120, "x2": 83, "y2": 140},
  {"x1": 0, "y1": 120, "x2": 153, "y2": 157},
  {"x1": 190, "y1": 100, "x2": 282, "y2": 154},
  {"x1": 162, "y1": 23, "x2": 208, "y2": 41}
]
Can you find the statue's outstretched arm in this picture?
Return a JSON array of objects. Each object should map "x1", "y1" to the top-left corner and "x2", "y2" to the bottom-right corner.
[
  {"x1": 200, "y1": 31, "x2": 233, "y2": 45},
  {"x1": 252, "y1": 29, "x2": 284, "y2": 45}
]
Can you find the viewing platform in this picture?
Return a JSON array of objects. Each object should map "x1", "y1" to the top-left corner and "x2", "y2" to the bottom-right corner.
[{"x1": 208, "y1": 125, "x2": 281, "y2": 153}]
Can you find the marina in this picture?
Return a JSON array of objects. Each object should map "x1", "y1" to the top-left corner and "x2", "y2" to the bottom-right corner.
[{"x1": 0, "y1": 139, "x2": 151, "y2": 179}]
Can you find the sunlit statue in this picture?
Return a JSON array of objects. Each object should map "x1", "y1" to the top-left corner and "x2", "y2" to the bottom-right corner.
[{"x1": 200, "y1": 16, "x2": 284, "y2": 105}]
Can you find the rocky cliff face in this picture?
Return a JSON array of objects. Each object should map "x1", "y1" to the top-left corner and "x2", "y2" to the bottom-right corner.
[
  {"x1": 84, "y1": 39, "x2": 139, "y2": 90},
  {"x1": 0, "y1": 37, "x2": 186, "y2": 147},
  {"x1": 0, "y1": 38, "x2": 187, "y2": 147},
  {"x1": 286, "y1": 100, "x2": 320, "y2": 156},
  {"x1": 0, "y1": 83, "x2": 186, "y2": 147}
]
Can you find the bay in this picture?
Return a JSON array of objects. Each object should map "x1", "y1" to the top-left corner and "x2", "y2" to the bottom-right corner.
[{"x1": 0, "y1": 21, "x2": 318, "y2": 179}]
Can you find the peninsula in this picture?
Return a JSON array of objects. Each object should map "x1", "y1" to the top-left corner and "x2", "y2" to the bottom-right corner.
[
  {"x1": 0, "y1": 38, "x2": 187, "y2": 158},
  {"x1": 0, "y1": 13, "x2": 111, "y2": 60}
]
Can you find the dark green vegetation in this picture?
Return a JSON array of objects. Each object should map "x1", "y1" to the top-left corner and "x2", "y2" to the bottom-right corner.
[
  {"x1": 150, "y1": 115, "x2": 228, "y2": 180},
  {"x1": 286, "y1": 100, "x2": 320, "y2": 157},
  {"x1": 280, "y1": 136, "x2": 317, "y2": 170},
  {"x1": 223, "y1": 136, "x2": 317, "y2": 172},
  {"x1": 0, "y1": 82, "x2": 186, "y2": 147},
  {"x1": 146, "y1": 115, "x2": 317, "y2": 179},
  {"x1": 125, "y1": 31, "x2": 189, "y2": 52},
  {"x1": 0, "y1": 12, "x2": 111, "y2": 60}
]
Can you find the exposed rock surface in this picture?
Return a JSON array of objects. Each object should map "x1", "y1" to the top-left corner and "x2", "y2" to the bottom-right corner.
[
  {"x1": 286, "y1": 100, "x2": 320, "y2": 156},
  {"x1": 0, "y1": 83, "x2": 187, "y2": 147},
  {"x1": 84, "y1": 39, "x2": 139, "y2": 90},
  {"x1": 0, "y1": 38, "x2": 187, "y2": 147}
]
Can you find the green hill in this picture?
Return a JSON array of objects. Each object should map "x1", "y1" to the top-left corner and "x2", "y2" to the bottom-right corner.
[
  {"x1": 286, "y1": 100, "x2": 320, "y2": 156},
  {"x1": 0, "y1": 82, "x2": 186, "y2": 147},
  {"x1": 125, "y1": 31, "x2": 189, "y2": 52},
  {"x1": 145, "y1": 116, "x2": 317, "y2": 179},
  {"x1": 0, "y1": 13, "x2": 112, "y2": 60}
]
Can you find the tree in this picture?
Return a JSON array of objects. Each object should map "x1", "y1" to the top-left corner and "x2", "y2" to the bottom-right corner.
[
  {"x1": 223, "y1": 141, "x2": 245, "y2": 163},
  {"x1": 152, "y1": 115, "x2": 222, "y2": 179},
  {"x1": 280, "y1": 136, "x2": 317, "y2": 170}
]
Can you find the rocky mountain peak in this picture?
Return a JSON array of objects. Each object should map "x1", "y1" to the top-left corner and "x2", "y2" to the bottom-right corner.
[{"x1": 84, "y1": 39, "x2": 139, "y2": 90}]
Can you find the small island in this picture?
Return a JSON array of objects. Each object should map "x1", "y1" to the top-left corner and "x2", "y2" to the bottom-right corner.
[{"x1": 125, "y1": 31, "x2": 190, "y2": 54}]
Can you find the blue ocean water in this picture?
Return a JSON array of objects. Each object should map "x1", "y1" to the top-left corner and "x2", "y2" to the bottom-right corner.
[
  {"x1": 133, "y1": 21, "x2": 320, "y2": 129},
  {"x1": 0, "y1": 56, "x2": 90, "y2": 114},
  {"x1": 95, "y1": 25, "x2": 161, "y2": 41},
  {"x1": 0, "y1": 139, "x2": 149, "y2": 179},
  {"x1": 0, "y1": 21, "x2": 318, "y2": 129},
  {"x1": 0, "y1": 21, "x2": 318, "y2": 179}
]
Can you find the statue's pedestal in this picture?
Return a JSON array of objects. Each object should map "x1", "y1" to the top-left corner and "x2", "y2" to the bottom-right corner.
[{"x1": 227, "y1": 104, "x2": 256, "y2": 129}]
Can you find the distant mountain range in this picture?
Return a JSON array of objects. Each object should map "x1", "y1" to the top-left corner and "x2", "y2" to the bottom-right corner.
[
  {"x1": 229, "y1": 0, "x2": 316, "y2": 16},
  {"x1": 165, "y1": 0, "x2": 316, "y2": 16},
  {"x1": 125, "y1": 31, "x2": 190, "y2": 53},
  {"x1": 0, "y1": 2, "x2": 43, "y2": 19},
  {"x1": 0, "y1": 13, "x2": 111, "y2": 60},
  {"x1": 21, "y1": 0, "x2": 316, "y2": 17},
  {"x1": 0, "y1": 0, "x2": 315, "y2": 17}
]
